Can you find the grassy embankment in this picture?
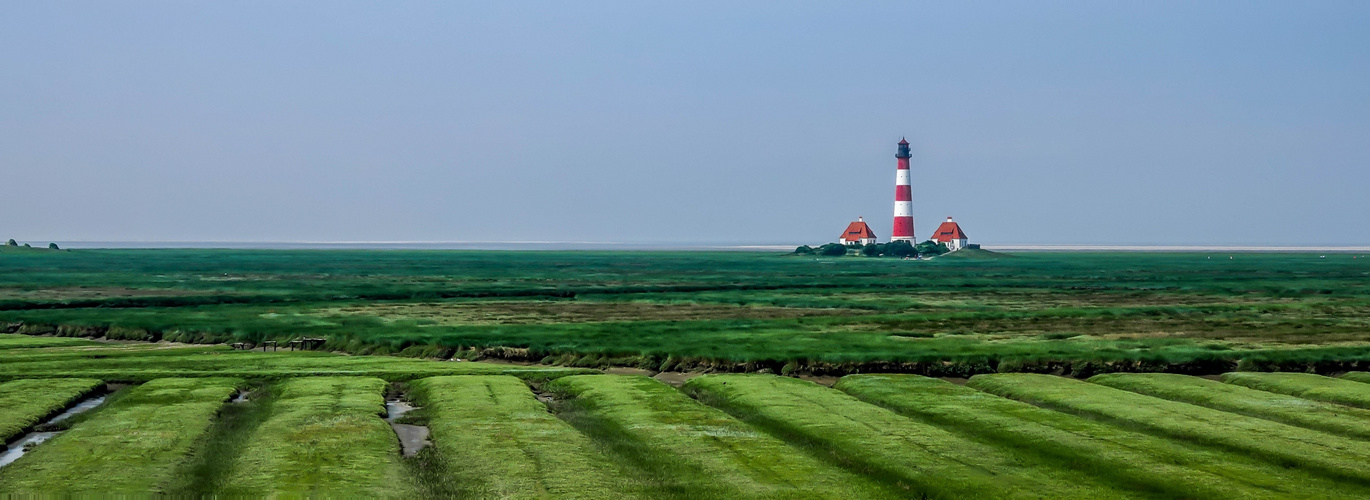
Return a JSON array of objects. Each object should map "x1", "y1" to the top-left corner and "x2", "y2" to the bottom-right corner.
[
  {"x1": 406, "y1": 376, "x2": 641, "y2": 498},
  {"x1": 1091, "y1": 373, "x2": 1370, "y2": 440},
  {"x1": 548, "y1": 374, "x2": 894, "y2": 499},
  {"x1": 1, "y1": 250, "x2": 1368, "y2": 374},
  {"x1": 0, "y1": 341, "x2": 595, "y2": 383},
  {"x1": 214, "y1": 377, "x2": 416, "y2": 497},
  {"x1": 684, "y1": 374, "x2": 1124, "y2": 499},
  {"x1": 0, "y1": 378, "x2": 104, "y2": 443},
  {"x1": 836, "y1": 374, "x2": 1367, "y2": 499},
  {"x1": 969, "y1": 373, "x2": 1370, "y2": 486},
  {"x1": 0, "y1": 377, "x2": 239, "y2": 493},
  {"x1": 1223, "y1": 372, "x2": 1370, "y2": 409}
]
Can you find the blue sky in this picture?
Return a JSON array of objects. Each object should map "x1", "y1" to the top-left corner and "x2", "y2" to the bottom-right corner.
[{"x1": 3, "y1": 1, "x2": 1367, "y2": 245}]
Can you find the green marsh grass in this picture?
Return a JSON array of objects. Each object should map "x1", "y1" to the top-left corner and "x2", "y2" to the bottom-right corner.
[
  {"x1": 685, "y1": 374, "x2": 1125, "y2": 500},
  {"x1": 1222, "y1": 372, "x2": 1370, "y2": 409},
  {"x1": 406, "y1": 375, "x2": 641, "y2": 498},
  {"x1": 217, "y1": 377, "x2": 416, "y2": 497},
  {"x1": 0, "y1": 377, "x2": 239, "y2": 493},
  {"x1": 3, "y1": 250, "x2": 1369, "y2": 372},
  {"x1": 1091, "y1": 373, "x2": 1370, "y2": 440},
  {"x1": 0, "y1": 378, "x2": 103, "y2": 443},
  {"x1": 548, "y1": 374, "x2": 891, "y2": 499},
  {"x1": 970, "y1": 373, "x2": 1370, "y2": 485},
  {"x1": 836, "y1": 374, "x2": 1367, "y2": 499}
]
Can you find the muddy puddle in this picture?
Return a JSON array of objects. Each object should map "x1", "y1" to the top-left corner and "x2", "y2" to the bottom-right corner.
[
  {"x1": 0, "y1": 393, "x2": 107, "y2": 468},
  {"x1": 652, "y1": 372, "x2": 703, "y2": 387},
  {"x1": 386, "y1": 400, "x2": 431, "y2": 458}
]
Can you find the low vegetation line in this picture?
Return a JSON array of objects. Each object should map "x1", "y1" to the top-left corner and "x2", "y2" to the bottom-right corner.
[
  {"x1": 0, "y1": 377, "x2": 240, "y2": 494},
  {"x1": 547, "y1": 374, "x2": 890, "y2": 499},
  {"x1": 0, "y1": 378, "x2": 104, "y2": 444},
  {"x1": 685, "y1": 374, "x2": 1126, "y2": 500},
  {"x1": 836, "y1": 374, "x2": 1366, "y2": 499},
  {"x1": 969, "y1": 373, "x2": 1370, "y2": 486},
  {"x1": 1091, "y1": 373, "x2": 1370, "y2": 441}
]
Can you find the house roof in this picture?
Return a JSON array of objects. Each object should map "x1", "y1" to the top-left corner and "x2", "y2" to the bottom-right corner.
[
  {"x1": 840, "y1": 219, "x2": 876, "y2": 241},
  {"x1": 931, "y1": 217, "x2": 967, "y2": 241}
]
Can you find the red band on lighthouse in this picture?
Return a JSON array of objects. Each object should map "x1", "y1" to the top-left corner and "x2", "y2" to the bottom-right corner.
[{"x1": 891, "y1": 138, "x2": 915, "y2": 242}]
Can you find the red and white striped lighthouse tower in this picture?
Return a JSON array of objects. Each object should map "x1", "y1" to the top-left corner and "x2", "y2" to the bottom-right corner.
[{"x1": 891, "y1": 137, "x2": 915, "y2": 242}]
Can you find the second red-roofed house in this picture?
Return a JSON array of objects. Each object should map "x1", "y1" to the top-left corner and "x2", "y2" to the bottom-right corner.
[
  {"x1": 931, "y1": 217, "x2": 969, "y2": 251},
  {"x1": 839, "y1": 217, "x2": 877, "y2": 246}
]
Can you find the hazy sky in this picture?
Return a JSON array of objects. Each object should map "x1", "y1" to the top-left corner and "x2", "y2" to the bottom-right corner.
[{"x1": 3, "y1": 2, "x2": 1367, "y2": 245}]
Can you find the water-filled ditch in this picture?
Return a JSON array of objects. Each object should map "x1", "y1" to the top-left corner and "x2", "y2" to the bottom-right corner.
[
  {"x1": 386, "y1": 399, "x2": 431, "y2": 457},
  {"x1": 0, "y1": 392, "x2": 108, "y2": 468}
]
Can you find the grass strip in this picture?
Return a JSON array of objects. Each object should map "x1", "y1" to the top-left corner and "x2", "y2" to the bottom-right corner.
[
  {"x1": 687, "y1": 374, "x2": 1124, "y2": 500},
  {"x1": 838, "y1": 374, "x2": 1367, "y2": 499},
  {"x1": 548, "y1": 374, "x2": 892, "y2": 499},
  {"x1": 217, "y1": 377, "x2": 417, "y2": 497},
  {"x1": 0, "y1": 345, "x2": 596, "y2": 383},
  {"x1": 165, "y1": 382, "x2": 274, "y2": 496},
  {"x1": 0, "y1": 377, "x2": 239, "y2": 493},
  {"x1": 1092, "y1": 373, "x2": 1370, "y2": 440},
  {"x1": 0, "y1": 334, "x2": 96, "y2": 349},
  {"x1": 969, "y1": 373, "x2": 1370, "y2": 486},
  {"x1": 0, "y1": 378, "x2": 104, "y2": 443},
  {"x1": 407, "y1": 375, "x2": 642, "y2": 498},
  {"x1": 1222, "y1": 372, "x2": 1370, "y2": 410}
]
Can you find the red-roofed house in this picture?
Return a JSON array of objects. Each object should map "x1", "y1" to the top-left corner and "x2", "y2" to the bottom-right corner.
[
  {"x1": 839, "y1": 217, "x2": 877, "y2": 246},
  {"x1": 931, "y1": 217, "x2": 969, "y2": 251}
]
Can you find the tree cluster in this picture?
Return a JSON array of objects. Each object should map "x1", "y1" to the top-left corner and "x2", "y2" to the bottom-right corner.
[{"x1": 793, "y1": 240, "x2": 948, "y2": 258}]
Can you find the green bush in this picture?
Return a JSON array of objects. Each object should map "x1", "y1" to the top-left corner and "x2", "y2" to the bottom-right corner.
[
  {"x1": 793, "y1": 245, "x2": 815, "y2": 255},
  {"x1": 884, "y1": 240, "x2": 915, "y2": 257},
  {"x1": 818, "y1": 243, "x2": 848, "y2": 256},
  {"x1": 861, "y1": 243, "x2": 883, "y2": 257},
  {"x1": 4, "y1": 239, "x2": 15, "y2": 247}
]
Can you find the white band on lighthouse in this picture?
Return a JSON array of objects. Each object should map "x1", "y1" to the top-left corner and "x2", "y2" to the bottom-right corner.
[
  {"x1": 895, "y1": 170, "x2": 910, "y2": 185},
  {"x1": 894, "y1": 201, "x2": 912, "y2": 217}
]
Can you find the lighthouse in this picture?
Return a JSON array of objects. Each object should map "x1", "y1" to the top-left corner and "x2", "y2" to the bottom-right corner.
[{"x1": 891, "y1": 138, "x2": 915, "y2": 242}]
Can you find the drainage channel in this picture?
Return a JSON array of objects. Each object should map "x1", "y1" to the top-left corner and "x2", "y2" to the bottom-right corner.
[
  {"x1": 385, "y1": 399, "x2": 431, "y2": 458},
  {"x1": 0, "y1": 393, "x2": 108, "y2": 468}
]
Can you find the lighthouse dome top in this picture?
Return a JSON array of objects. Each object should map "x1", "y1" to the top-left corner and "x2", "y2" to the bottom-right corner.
[{"x1": 898, "y1": 137, "x2": 909, "y2": 145}]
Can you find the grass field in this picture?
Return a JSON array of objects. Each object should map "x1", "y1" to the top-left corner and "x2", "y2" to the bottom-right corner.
[
  {"x1": 548, "y1": 374, "x2": 892, "y2": 499},
  {"x1": 1091, "y1": 373, "x2": 1370, "y2": 440},
  {"x1": 969, "y1": 373, "x2": 1370, "y2": 486},
  {"x1": 0, "y1": 250, "x2": 1368, "y2": 373},
  {"x1": 407, "y1": 376, "x2": 640, "y2": 498},
  {"x1": 0, "y1": 378, "x2": 104, "y2": 443},
  {"x1": 684, "y1": 374, "x2": 1123, "y2": 499},
  {"x1": 216, "y1": 377, "x2": 415, "y2": 497},
  {"x1": 0, "y1": 377, "x2": 239, "y2": 493},
  {"x1": 4, "y1": 249, "x2": 1370, "y2": 496},
  {"x1": 835, "y1": 374, "x2": 1365, "y2": 499},
  {"x1": 1222, "y1": 372, "x2": 1370, "y2": 409}
]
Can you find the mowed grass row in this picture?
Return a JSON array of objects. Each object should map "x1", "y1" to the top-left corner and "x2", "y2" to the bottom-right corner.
[
  {"x1": 0, "y1": 334, "x2": 96, "y2": 350},
  {"x1": 684, "y1": 374, "x2": 1124, "y2": 499},
  {"x1": 1224, "y1": 372, "x2": 1370, "y2": 410},
  {"x1": 1091, "y1": 373, "x2": 1370, "y2": 441},
  {"x1": 548, "y1": 374, "x2": 893, "y2": 499},
  {"x1": 970, "y1": 373, "x2": 1370, "y2": 485},
  {"x1": 0, "y1": 377, "x2": 239, "y2": 493},
  {"x1": 407, "y1": 376, "x2": 641, "y2": 498},
  {"x1": 0, "y1": 378, "x2": 104, "y2": 443},
  {"x1": 836, "y1": 374, "x2": 1367, "y2": 499},
  {"x1": 216, "y1": 377, "x2": 416, "y2": 497}
]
